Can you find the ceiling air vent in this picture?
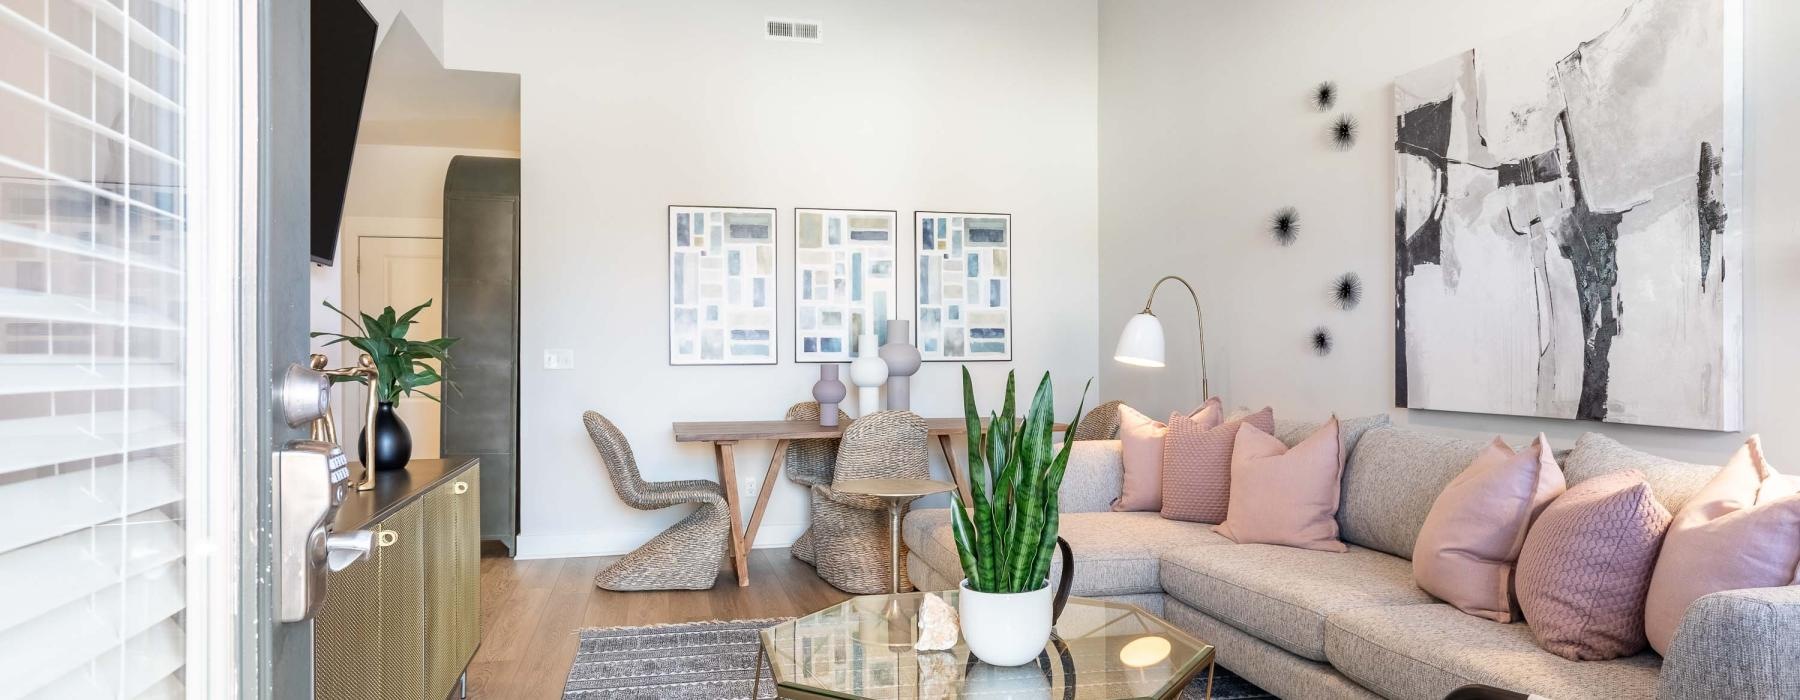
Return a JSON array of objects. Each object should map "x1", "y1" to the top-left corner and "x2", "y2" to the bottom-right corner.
[{"x1": 766, "y1": 18, "x2": 822, "y2": 43}]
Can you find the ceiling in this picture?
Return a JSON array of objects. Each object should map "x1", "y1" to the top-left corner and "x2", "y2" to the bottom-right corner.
[{"x1": 356, "y1": 13, "x2": 520, "y2": 150}]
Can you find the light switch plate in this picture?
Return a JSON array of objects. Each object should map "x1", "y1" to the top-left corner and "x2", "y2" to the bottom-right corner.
[{"x1": 543, "y1": 348, "x2": 575, "y2": 370}]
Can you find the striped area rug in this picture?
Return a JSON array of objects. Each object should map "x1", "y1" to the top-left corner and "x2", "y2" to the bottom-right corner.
[{"x1": 562, "y1": 618, "x2": 1272, "y2": 699}]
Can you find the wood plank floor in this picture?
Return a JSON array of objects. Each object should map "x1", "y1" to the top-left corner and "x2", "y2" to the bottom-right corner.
[{"x1": 466, "y1": 547, "x2": 853, "y2": 699}]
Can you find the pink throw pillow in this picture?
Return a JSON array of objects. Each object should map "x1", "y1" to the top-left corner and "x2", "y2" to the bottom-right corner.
[
  {"x1": 1515, "y1": 470, "x2": 1671, "y2": 660},
  {"x1": 1160, "y1": 407, "x2": 1273, "y2": 523},
  {"x1": 1113, "y1": 399, "x2": 1221, "y2": 512},
  {"x1": 1412, "y1": 435, "x2": 1565, "y2": 623},
  {"x1": 1213, "y1": 417, "x2": 1346, "y2": 552},
  {"x1": 1644, "y1": 436, "x2": 1800, "y2": 655}
]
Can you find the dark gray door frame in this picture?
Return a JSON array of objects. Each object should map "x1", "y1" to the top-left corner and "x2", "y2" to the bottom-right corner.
[{"x1": 250, "y1": 0, "x2": 315, "y2": 696}]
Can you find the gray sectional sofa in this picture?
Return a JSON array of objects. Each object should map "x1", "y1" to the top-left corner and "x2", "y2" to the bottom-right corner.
[{"x1": 902, "y1": 418, "x2": 1800, "y2": 700}]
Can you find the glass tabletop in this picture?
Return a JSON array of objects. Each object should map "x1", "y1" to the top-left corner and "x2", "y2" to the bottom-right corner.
[{"x1": 760, "y1": 591, "x2": 1215, "y2": 699}]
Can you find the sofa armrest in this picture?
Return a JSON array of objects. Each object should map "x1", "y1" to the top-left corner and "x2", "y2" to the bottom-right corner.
[
  {"x1": 1055, "y1": 440, "x2": 1123, "y2": 513},
  {"x1": 1658, "y1": 585, "x2": 1800, "y2": 700}
]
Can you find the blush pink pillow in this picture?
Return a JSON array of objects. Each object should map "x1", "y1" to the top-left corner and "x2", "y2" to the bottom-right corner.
[
  {"x1": 1160, "y1": 406, "x2": 1273, "y2": 523},
  {"x1": 1113, "y1": 399, "x2": 1221, "y2": 512},
  {"x1": 1515, "y1": 470, "x2": 1671, "y2": 660},
  {"x1": 1412, "y1": 435, "x2": 1565, "y2": 623},
  {"x1": 1213, "y1": 417, "x2": 1346, "y2": 552},
  {"x1": 1644, "y1": 436, "x2": 1800, "y2": 655}
]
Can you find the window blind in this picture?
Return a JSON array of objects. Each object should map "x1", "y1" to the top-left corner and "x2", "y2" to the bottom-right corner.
[{"x1": 0, "y1": 0, "x2": 193, "y2": 697}]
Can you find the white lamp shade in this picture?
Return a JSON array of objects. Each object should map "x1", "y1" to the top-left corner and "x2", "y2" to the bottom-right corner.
[{"x1": 1113, "y1": 313, "x2": 1167, "y2": 368}]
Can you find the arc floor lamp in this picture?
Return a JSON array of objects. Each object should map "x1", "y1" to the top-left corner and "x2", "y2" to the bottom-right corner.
[{"x1": 1113, "y1": 275, "x2": 1209, "y2": 399}]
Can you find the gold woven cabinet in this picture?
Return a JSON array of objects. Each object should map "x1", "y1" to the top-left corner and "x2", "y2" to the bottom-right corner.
[
  {"x1": 316, "y1": 503, "x2": 426, "y2": 699},
  {"x1": 315, "y1": 465, "x2": 481, "y2": 700},
  {"x1": 426, "y1": 465, "x2": 482, "y2": 698}
]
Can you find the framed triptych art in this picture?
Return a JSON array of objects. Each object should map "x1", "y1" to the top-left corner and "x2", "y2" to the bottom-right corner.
[
  {"x1": 915, "y1": 211, "x2": 1012, "y2": 361},
  {"x1": 793, "y1": 208, "x2": 900, "y2": 362},
  {"x1": 668, "y1": 206, "x2": 778, "y2": 365}
]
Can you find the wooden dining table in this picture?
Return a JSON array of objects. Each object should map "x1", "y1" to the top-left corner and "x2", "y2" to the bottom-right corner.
[{"x1": 671, "y1": 417, "x2": 1068, "y2": 586}]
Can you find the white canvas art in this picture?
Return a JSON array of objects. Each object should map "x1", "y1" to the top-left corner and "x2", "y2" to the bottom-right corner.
[
  {"x1": 1393, "y1": 0, "x2": 1742, "y2": 430},
  {"x1": 669, "y1": 206, "x2": 777, "y2": 365},
  {"x1": 916, "y1": 212, "x2": 1011, "y2": 361},
  {"x1": 794, "y1": 209, "x2": 898, "y2": 362}
]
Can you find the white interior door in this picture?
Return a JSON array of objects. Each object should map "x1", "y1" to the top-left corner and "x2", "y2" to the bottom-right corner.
[{"x1": 358, "y1": 237, "x2": 445, "y2": 460}]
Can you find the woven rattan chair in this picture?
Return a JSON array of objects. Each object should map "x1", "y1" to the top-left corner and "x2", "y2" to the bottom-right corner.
[
  {"x1": 810, "y1": 410, "x2": 931, "y2": 594},
  {"x1": 783, "y1": 401, "x2": 849, "y2": 564},
  {"x1": 583, "y1": 411, "x2": 730, "y2": 591},
  {"x1": 1071, "y1": 399, "x2": 1124, "y2": 441}
]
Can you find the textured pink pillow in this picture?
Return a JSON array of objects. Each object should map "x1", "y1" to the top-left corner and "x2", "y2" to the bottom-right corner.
[
  {"x1": 1160, "y1": 407, "x2": 1273, "y2": 523},
  {"x1": 1213, "y1": 417, "x2": 1346, "y2": 552},
  {"x1": 1113, "y1": 399, "x2": 1220, "y2": 512},
  {"x1": 1644, "y1": 436, "x2": 1800, "y2": 655},
  {"x1": 1412, "y1": 435, "x2": 1565, "y2": 623},
  {"x1": 1515, "y1": 470, "x2": 1671, "y2": 660}
]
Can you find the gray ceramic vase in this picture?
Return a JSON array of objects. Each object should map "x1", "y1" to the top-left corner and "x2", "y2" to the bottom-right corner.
[
  {"x1": 812, "y1": 365, "x2": 847, "y2": 426},
  {"x1": 879, "y1": 320, "x2": 922, "y2": 410}
]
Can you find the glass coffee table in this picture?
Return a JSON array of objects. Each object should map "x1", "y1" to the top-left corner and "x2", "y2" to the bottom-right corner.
[{"x1": 756, "y1": 591, "x2": 1216, "y2": 699}]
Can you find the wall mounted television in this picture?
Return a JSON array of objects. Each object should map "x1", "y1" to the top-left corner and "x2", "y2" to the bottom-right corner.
[{"x1": 310, "y1": 0, "x2": 378, "y2": 265}]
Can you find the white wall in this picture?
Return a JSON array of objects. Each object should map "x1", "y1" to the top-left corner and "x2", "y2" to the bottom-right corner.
[
  {"x1": 443, "y1": 0, "x2": 1102, "y2": 558},
  {"x1": 1098, "y1": 1, "x2": 1799, "y2": 465}
]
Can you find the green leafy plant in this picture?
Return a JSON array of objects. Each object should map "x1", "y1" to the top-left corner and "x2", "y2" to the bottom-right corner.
[
  {"x1": 951, "y1": 367, "x2": 1089, "y2": 594},
  {"x1": 312, "y1": 300, "x2": 459, "y2": 404}
]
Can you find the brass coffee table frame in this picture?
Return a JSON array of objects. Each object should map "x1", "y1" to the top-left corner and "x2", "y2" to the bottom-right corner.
[{"x1": 753, "y1": 593, "x2": 1217, "y2": 700}]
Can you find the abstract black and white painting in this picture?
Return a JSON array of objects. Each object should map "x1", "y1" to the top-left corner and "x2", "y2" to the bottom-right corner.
[
  {"x1": 916, "y1": 212, "x2": 1011, "y2": 361},
  {"x1": 1394, "y1": 0, "x2": 1742, "y2": 430},
  {"x1": 794, "y1": 208, "x2": 898, "y2": 362},
  {"x1": 669, "y1": 206, "x2": 777, "y2": 365}
]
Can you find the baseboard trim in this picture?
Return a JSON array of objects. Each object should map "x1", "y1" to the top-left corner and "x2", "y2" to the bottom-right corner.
[{"x1": 514, "y1": 523, "x2": 808, "y2": 560}]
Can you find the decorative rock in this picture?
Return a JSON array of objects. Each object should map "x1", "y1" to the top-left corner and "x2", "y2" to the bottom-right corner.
[
  {"x1": 914, "y1": 592, "x2": 959, "y2": 652},
  {"x1": 917, "y1": 651, "x2": 958, "y2": 700}
]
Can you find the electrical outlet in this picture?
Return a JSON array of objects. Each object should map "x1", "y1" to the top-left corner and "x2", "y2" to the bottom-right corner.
[{"x1": 543, "y1": 348, "x2": 575, "y2": 370}]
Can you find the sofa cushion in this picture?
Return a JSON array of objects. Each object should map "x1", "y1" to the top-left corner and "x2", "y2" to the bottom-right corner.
[
  {"x1": 1563, "y1": 432, "x2": 1718, "y2": 514},
  {"x1": 1274, "y1": 413, "x2": 1392, "y2": 456},
  {"x1": 1159, "y1": 544, "x2": 1434, "y2": 661},
  {"x1": 1515, "y1": 470, "x2": 1670, "y2": 660},
  {"x1": 1057, "y1": 440, "x2": 1125, "y2": 514},
  {"x1": 1411, "y1": 435, "x2": 1565, "y2": 623},
  {"x1": 902, "y1": 509, "x2": 1234, "y2": 597},
  {"x1": 1160, "y1": 406, "x2": 1273, "y2": 524},
  {"x1": 1645, "y1": 437, "x2": 1800, "y2": 655},
  {"x1": 1214, "y1": 419, "x2": 1347, "y2": 552},
  {"x1": 1337, "y1": 427, "x2": 1498, "y2": 559},
  {"x1": 1325, "y1": 604, "x2": 1663, "y2": 700}
]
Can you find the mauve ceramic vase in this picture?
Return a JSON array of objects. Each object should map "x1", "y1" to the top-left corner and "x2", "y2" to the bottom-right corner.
[
  {"x1": 879, "y1": 320, "x2": 922, "y2": 410},
  {"x1": 848, "y1": 332, "x2": 888, "y2": 416},
  {"x1": 812, "y1": 365, "x2": 847, "y2": 426}
]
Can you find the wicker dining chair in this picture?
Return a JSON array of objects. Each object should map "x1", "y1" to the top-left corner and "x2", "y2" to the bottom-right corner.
[
  {"x1": 1071, "y1": 399, "x2": 1125, "y2": 441},
  {"x1": 783, "y1": 401, "x2": 850, "y2": 565},
  {"x1": 810, "y1": 410, "x2": 931, "y2": 594},
  {"x1": 583, "y1": 411, "x2": 730, "y2": 591}
]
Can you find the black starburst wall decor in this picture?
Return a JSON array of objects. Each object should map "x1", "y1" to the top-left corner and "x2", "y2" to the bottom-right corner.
[
  {"x1": 1330, "y1": 114, "x2": 1359, "y2": 149},
  {"x1": 1313, "y1": 81, "x2": 1337, "y2": 111},
  {"x1": 1331, "y1": 272, "x2": 1363, "y2": 310},
  {"x1": 1311, "y1": 327, "x2": 1333, "y2": 356},
  {"x1": 1269, "y1": 207, "x2": 1300, "y2": 246}
]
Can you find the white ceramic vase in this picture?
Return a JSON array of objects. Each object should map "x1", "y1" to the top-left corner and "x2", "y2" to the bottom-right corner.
[
  {"x1": 848, "y1": 333, "x2": 888, "y2": 416},
  {"x1": 958, "y1": 579, "x2": 1052, "y2": 667}
]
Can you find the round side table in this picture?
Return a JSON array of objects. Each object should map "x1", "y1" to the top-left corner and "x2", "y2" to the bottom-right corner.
[{"x1": 831, "y1": 478, "x2": 958, "y2": 594}]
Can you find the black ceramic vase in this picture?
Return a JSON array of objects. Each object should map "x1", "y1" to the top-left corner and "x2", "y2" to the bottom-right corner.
[{"x1": 357, "y1": 401, "x2": 413, "y2": 471}]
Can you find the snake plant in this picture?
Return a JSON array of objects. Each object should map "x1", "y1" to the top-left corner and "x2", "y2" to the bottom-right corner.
[{"x1": 951, "y1": 367, "x2": 1089, "y2": 594}]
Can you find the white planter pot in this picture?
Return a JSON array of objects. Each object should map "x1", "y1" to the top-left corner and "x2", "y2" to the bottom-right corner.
[{"x1": 958, "y1": 579, "x2": 1052, "y2": 667}]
